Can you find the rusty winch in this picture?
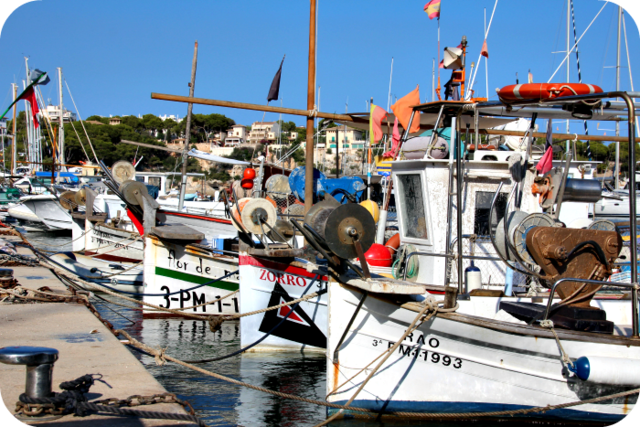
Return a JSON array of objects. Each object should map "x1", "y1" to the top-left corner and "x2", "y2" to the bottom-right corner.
[{"x1": 526, "y1": 227, "x2": 622, "y2": 306}]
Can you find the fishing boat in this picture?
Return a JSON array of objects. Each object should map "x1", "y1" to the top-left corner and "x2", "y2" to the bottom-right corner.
[
  {"x1": 44, "y1": 252, "x2": 143, "y2": 293},
  {"x1": 322, "y1": 92, "x2": 640, "y2": 423}
]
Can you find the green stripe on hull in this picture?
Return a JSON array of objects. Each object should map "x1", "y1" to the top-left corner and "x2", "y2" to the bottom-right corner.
[{"x1": 155, "y1": 267, "x2": 238, "y2": 291}]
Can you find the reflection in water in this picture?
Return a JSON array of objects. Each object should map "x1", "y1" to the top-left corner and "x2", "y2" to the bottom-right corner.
[{"x1": 94, "y1": 294, "x2": 326, "y2": 426}]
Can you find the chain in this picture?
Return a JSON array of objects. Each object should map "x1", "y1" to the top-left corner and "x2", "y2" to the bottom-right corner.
[
  {"x1": 0, "y1": 254, "x2": 40, "y2": 267},
  {"x1": 92, "y1": 392, "x2": 196, "y2": 415},
  {"x1": 14, "y1": 375, "x2": 205, "y2": 426}
]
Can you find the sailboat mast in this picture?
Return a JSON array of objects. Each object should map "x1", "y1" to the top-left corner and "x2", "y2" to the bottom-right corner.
[
  {"x1": 11, "y1": 83, "x2": 17, "y2": 176},
  {"x1": 304, "y1": 0, "x2": 317, "y2": 214},
  {"x1": 565, "y1": 0, "x2": 570, "y2": 155},
  {"x1": 58, "y1": 68, "x2": 65, "y2": 176},
  {"x1": 179, "y1": 41, "x2": 198, "y2": 211},
  {"x1": 615, "y1": 6, "x2": 621, "y2": 189}
]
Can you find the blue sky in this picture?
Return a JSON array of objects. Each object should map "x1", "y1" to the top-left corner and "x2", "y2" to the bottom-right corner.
[{"x1": 0, "y1": 0, "x2": 639, "y2": 138}]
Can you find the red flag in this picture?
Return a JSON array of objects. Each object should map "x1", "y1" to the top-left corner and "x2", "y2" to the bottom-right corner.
[
  {"x1": 369, "y1": 104, "x2": 388, "y2": 144},
  {"x1": 391, "y1": 85, "x2": 421, "y2": 134},
  {"x1": 424, "y1": 0, "x2": 441, "y2": 20},
  {"x1": 481, "y1": 40, "x2": 489, "y2": 58},
  {"x1": 439, "y1": 59, "x2": 445, "y2": 68},
  {"x1": 18, "y1": 87, "x2": 39, "y2": 129},
  {"x1": 383, "y1": 118, "x2": 402, "y2": 158},
  {"x1": 536, "y1": 146, "x2": 553, "y2": 175}
]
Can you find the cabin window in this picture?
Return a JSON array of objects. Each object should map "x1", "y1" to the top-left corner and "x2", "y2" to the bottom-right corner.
[
  {"x1": 397, "y1": 174, "x2": 428, "y2": 239},
  {"x1": 474, "y1": 191, "x2": 508, "y2": 236},
  {"x1": 148, "y1": 177, "x2": 161, "y2": 188}
]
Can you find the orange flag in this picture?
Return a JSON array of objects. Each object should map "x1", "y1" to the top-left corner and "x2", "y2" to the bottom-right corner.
[
  {"x1": 391, "y1": 85, "x2": 421, "y2": 134},
  {"x1": 481, "y1": 39, "x2": 489, "y2": 58}
]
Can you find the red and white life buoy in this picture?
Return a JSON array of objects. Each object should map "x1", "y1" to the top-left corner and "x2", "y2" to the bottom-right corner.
[{"x1": 497, "y1": 83, "x2": 602, "y2": 102}]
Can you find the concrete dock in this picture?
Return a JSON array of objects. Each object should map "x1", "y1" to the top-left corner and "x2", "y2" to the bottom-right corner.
[{"x1": 0, "y1": 234, "x2": 197, "y2": 426}]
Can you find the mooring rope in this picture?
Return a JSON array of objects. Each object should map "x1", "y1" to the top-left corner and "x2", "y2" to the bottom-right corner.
[{"x1": 116, "y1": 328, "x2": 640, "y2": 420}]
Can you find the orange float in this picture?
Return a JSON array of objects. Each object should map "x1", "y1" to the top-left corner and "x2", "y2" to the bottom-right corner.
[
  {"x1": 384, "y1": 233, "x2": 400, "y2": 256},
  {"x1": 497, "y1": 83, "x2": 602, "y2": 102}
]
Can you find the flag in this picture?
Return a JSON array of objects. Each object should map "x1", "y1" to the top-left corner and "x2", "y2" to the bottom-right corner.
[
  {"x1": 391, "y1": 85, "x2": 421, "y2": 134},
  {"x1": 29, "y1": 69, "x2": 50, "y2": 86},
  {"x1": 528, "y1": 70, "x2": 533, "y2": 84},
  {"x1": 424, "y1": 0, "x2": 441, "y2": 20},
  {"x1": 19, "y1": 87, "x2": 40, "y2": 129},
  {"x1": 481, "y1": 40, "x2": 489, "y2": 58},
  {"x1": 370, "y1": 104, "x2": 388, "y2": 145},
  {"x1": 383, "y1": 118, "x2": 402, "y2": 158},
  {"x1": 536, "y1": 119, "x2": 554, "y2": 174},
  {"x1": 258, "y1": 281, "x2": 326, "y2": 348},
  {"x1": 0, "y1": 70, "x2": 49, "y2": 123},
  {"x1": 267, "y1": 55, "x2": 285, "y2": 103},
  {"x1": 439, "y1": 59, "x2": 445, "y2": 68}
]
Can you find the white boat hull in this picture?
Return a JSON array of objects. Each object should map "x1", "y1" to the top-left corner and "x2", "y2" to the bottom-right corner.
[
  {"x1": 47, "y1": 253, "x2": 143, "y2": 293},
  {"x1": 326, "y1": 283, "x2": 638, "y2": 423},
  {"x1": 7, "y1": 202, "x2": 41, "y2": 223},
  {"x1": 239, "y1": 254, "x2": 328, "y2": 352},
  {"x1": 83, "y1": 222, "x2": 143, "y2": 263},
  {"x1": 16, "y1": 196, "x2": 73, "y2": 230},
  {"x1": 143, "y1": 235, "x2": 239, "y2": 317}
]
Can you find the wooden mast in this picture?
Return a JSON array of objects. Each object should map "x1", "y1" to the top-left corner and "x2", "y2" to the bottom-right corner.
[
  {"x1": 304, "y1": 0, "x2": 317, "y2": 214},
  {"x1": 179, "y1": 41, "x2": 199, "y2": 211}
]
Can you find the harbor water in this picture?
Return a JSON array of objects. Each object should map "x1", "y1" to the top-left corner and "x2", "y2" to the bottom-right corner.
[{"x1": 27, "y1": 230, "x2": 573, "y2": 427}]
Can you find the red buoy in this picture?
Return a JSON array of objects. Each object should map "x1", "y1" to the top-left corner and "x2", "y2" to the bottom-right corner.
[
  {"x1": 243, "y1": 168, "x2": 256, "y2": 180},
  {"x1": 365, "y1": 243, "x2": 393, "y2": 267}
]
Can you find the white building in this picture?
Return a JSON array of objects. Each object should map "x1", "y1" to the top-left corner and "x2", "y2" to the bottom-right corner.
[
  {"x1": 248, "y1": 121, "x2": 280, "y2": 143},
  {"x1": 224, "y1": 124, "x2": 247, "y2": 146},
  {"x1": 159, "y1": 114, "x2": 183, "y2": 123},
  {"x1": 43, "y1": 105, "x2": 77, "y2": 122},
  {"x1": 324, "y1": 126, "x2": 365, "y2": 150}
]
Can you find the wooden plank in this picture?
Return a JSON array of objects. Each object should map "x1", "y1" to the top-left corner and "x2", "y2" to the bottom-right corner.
[
  {"x1": 120, "y1": 140, "x2": 182, "y2": 153},
  {"x1": 151, "y1": 225, "x2": 205, "y2": 241},
  {"x1": 151, "y1": 93, "x2": 353, "y2": 122}
]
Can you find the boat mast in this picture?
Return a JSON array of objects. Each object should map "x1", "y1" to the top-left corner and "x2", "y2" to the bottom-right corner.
[
  {"x1": 565, "y1": 0, "x2": 570, "y2": 156},
  {"x1": 304, "y1": 0, "x2": 317, "y2": 214},
  {"x1": 11, "y1": 83, "x2": 17, "y2": 176},
  {"x1": 179, "y1": 41, "x2": 198, "y2": 211},
  {"x1": 615, "y1": 6, "x2": 622, "y2": 189},
  {"x1": 58, "y1": 67, "x2": 65, "y2": 178}
]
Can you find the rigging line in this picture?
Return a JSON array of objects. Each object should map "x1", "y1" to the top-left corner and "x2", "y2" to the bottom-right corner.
[
  {"x1": 69, "y1": 117, "x2": 91, "y2": 161},
  {"x1": 598, "y1": 6, "x2": 617, "y2": 89},
  {"x1": 466, "y1": 0, "x2": 498, "y2": 100},
  {"x1": 547, "y1": 1, "x2": 608, "y2": 83},
  {"x1": 549, "y1": 0, "x2": 566, "y2": 78},
  {"x1": 63, "y1": 76, "x2": 99, "y2": 163},
  {"x1": 570, "y1": 0, "x2": 590, "y2": 160}
]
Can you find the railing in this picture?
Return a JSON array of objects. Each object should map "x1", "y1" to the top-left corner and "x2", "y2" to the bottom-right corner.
[{"x1": 543, "y1": 277, "x2": 639, "y2": 337}]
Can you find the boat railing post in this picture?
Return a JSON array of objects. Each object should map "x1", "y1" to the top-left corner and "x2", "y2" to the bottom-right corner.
[
  {"x1": 424, "y1": 105, "x2": 445, "y2": 159},
  {"x1": 619, "y1": 91, "x2": 639, "y2": 337},
  {"x1": 454, "y1": 113, "x2": 464, "y2": 295}
]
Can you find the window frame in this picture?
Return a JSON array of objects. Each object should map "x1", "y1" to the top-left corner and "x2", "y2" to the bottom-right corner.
[{"x1": 393, "y1": 169, "x2": 433, "y2": 246}]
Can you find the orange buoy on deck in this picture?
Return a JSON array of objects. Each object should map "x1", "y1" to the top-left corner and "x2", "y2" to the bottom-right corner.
[{"x1": 497, "y1": 83, "x2": 602, "y2": 102}]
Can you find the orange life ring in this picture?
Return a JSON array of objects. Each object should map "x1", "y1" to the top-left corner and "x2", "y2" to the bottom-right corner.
[{"x1": 497, "y1": 83, "x2": 602, "y2": 102}]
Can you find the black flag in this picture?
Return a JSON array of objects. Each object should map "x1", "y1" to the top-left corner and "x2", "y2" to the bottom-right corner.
[
  {"x1": 258, "y1": 281, "x2": 326, "y2": 349},
  {"x1": 267, "y1": 55, "x2": 285, "y2": 103}
]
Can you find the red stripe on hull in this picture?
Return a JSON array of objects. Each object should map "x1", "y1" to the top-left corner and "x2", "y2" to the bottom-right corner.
[
  {"x1": 163, "y1": 211, "x2": 232, "y2": 225},
  {"x1": 239, "y1": 255, "x2": 328, "y2": 281},
  {"x1": 84, "y1": 251, "x2": 141, "y2": 263}
]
